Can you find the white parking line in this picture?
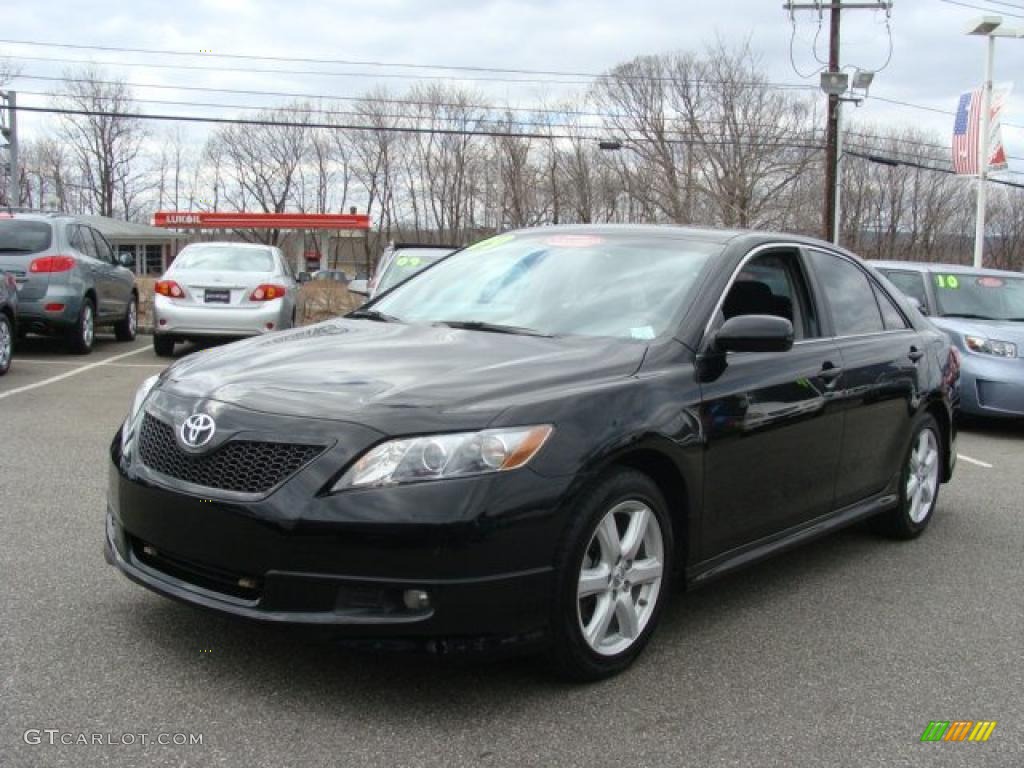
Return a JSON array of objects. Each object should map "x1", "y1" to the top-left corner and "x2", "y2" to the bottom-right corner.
[
  {"x1": 0, "y1": 346, "x2": 152, "y2": 400},
  {"x1": 15, "y1": 359, "x2": 165, "y2": 369},
  {"x1": 957, "y1": 454, "x2": 994, "y2": 469}
]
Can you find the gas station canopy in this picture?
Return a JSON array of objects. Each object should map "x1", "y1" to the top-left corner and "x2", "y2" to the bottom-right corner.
[{"x1": 151, "y1": 211, "x2": 371, "y2": 230}]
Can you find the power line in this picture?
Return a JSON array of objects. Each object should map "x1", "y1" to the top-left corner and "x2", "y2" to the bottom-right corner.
[
  {"x1": 846, "y1": 148, "x2": 1024, "y2": 188},
  {"x1": 938, "y1": 0, "x2": 1024, "y2": 17}
]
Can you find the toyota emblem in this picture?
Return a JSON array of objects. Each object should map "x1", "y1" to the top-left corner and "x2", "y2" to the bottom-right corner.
[{"x1": 180, "y1": 413, "x2": 216, "y2": 449}]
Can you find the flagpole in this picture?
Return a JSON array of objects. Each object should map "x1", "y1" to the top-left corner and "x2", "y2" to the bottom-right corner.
[{"x1": 974, "y1": 35, "x2": 995, "y2": 269}]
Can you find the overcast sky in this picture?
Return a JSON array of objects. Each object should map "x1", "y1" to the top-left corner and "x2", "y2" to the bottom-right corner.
[{"x1": 2, "y1": 0, "x2": 1023, "y2": 174}]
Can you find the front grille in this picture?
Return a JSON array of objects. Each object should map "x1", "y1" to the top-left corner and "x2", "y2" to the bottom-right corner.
[{"x1": 138, "y1": 413, "x2": 325, "y2": 494}]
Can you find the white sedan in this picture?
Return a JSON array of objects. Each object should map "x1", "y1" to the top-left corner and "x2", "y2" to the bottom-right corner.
[{"x1": 152, "y1": 242, "x2": 300, "y2": 357}]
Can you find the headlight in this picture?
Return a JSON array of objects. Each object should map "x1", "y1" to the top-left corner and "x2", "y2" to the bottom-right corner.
[
  {"x1": 121, "y1": 375, "x2": 160, "y2": 453},
  {"x1": 333, "y1": 425, "x2": 553, "y2": 490},
  {"x1": 964, "y1": 335, "x2": 1017, "y2": 358}
]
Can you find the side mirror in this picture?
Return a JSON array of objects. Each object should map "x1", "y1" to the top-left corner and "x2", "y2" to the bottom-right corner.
[
  {"x1": 297, "y1": 272, "x2": 310, "y2": 283},
  {"x1": 347, "y1": 278, "x2": 369, "y2": 298},
  {"x1": 906, "y1": 296, "x2": 928, "y2": 316},
  {"x1": 118, "y1": 253, "x2": 135, "y2": 269},
  {"x1": 713, "y1": 315, "x2": 794, "y2": 354}
]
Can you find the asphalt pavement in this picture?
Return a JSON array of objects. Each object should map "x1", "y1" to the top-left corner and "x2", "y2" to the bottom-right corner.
[{"x1": 1, "y1": 334, "x2": 1022, "y2": 768}]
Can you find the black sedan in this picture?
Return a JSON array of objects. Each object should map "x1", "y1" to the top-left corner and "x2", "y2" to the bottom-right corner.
[{"x1": 106, "y1": 226, "x2": 958, "y2": 680}]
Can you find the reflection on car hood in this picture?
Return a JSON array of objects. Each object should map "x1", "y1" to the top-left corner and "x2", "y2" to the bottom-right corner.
[
  {"x1": 931, "y1": 317, "x2": 1024, "y2": 348},
  {"x1": 162, "y1": 319, "x2": 647, "y2": 432}
]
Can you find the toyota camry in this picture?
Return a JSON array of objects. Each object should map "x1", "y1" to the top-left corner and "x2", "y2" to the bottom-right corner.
[{"x1": 106, "y1": 226, "x2": 959, "y2": 680}]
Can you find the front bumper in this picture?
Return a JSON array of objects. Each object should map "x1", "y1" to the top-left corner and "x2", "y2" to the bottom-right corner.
[
  {"x1": 105, "y1": 402, "x2": 571, "y2": 640},
  {"x1": 154, "y1": 295, "x2": 289, "y2": 337},
  {"x1": 958, "y1": 358, "x2": 1024, "y2": 418}
]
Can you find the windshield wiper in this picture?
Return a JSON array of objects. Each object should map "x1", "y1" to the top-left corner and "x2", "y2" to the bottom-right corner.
[
  {"x1": 940, "y1": 313, "x2": 997, "y2": 320},
  {"x1": 0, "y1": 247, "x2": 33, "y2": 253},
  {"x1": 348, "y1": 308, "x2": 401, "y2": 323},
  {"x1": 435, "y1": 320, "x2": 552, "y2": 337}
]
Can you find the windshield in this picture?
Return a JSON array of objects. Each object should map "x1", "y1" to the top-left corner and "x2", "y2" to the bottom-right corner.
[
  {"x1": 173, "y1": 246, "x2": 275, "y2": 272},
  {"x1": 932, "y1": 272, "x2": 1024, "y2": 321},
  {"x1": 371, "y1": 232, "x2": 719, "y2": 339},
  {"x1": 376, "y1": 248, "x2": 453, "y2": 293},
  {"x1": 0, "y1": 220, "x2": 53, "y2": 254}
]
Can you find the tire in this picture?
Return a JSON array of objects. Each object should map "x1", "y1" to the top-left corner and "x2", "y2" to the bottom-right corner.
[
  {"x1": 114, "y1": 296, "x2": 138, "y2": 341},
  {"x1": 872, "y1": 413, "x2": 942, "y2": 539},
  {"x1": 545, "y1": 467, "x2": 674, "y2": 681},
  {"x1": 66, "y1": 298, "x2": 96, "y2": 355},
  {"x1": 153, "y1": 333, "x2": 176, "y2": 357},
  {"x1": 0, "y1": 314, "x2": 12, "y2": 376}
]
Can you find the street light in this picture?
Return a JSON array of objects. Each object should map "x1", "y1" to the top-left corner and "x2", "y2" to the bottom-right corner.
[
  {"x1": 821, "y1": 67, "x2": 875, "y2": 247},
  {"x1": 965, "y1": 15, "x2": 1023, "y2": 268}
]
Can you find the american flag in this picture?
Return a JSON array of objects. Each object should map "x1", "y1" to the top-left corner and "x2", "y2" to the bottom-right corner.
[{"x1": 952, "y1": 89, "x2": 981, "y2": 175}]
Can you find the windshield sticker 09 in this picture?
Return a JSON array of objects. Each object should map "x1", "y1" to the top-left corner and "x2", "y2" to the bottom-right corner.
[
  {"x1": 396, "y1": 256, "x2": 421, "y2": 268},
  {"x1": 935, "y1": 274, "x2": 960, "y2": 289},
  {"x1": 467, "y1": 234, "x2": 516, "y2": 252}
]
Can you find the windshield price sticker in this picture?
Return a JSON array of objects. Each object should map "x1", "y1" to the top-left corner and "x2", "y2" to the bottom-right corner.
[
  {"x1": 935, "y1": 274, "x2": 960, "y2": 289},
  {"x1": 976, "y1": 276, "x2": 1005, "y2": 288},
  {"x1": 544, "y1": 235, "x2": 604, "y2": 248}
]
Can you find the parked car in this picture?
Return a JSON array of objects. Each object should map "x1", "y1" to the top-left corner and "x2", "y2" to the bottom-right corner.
[
  {"x1": 873, "y1": 261, "x2": 1023, "y2": 419},
  {"x1": 107, "y1": 226, "x2": 958, "y2": 680},
  {"x1": 0, "y1": 269, "x2": 17, "y2": 375},
  {"x1": 0, "y1": 211, "x2": 138, "y2": 353},
  {"x1": 152, "y1": 242, "x2": 300, "y2": 357},
  {"x1": 311, "y1": 269, "x2": 349, "y2": 283},
  {"x1": 356, "y1": 243, "x2": 458, "y2": 299}
]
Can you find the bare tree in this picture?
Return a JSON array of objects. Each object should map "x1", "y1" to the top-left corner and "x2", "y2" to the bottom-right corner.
[{"x1": 52, "y1": 67, "x2": 148, "y2": 219}]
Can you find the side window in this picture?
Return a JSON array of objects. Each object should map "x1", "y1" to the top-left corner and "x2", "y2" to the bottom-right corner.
[
  {"x1": 90, "y1": 229, "x2": 115, "y2": 264},
  {"x1": 70, "y1": 225, "x2": 98, "y2": 258},
  {"x1": 807, "y1": 250, "x2": 884, "y2": 336},
  {"x1": 872, "y1": 283, "x2": 909, "y2": 330},
  {"x1": 721, "y1": 250, "x2": 819, "y2": 340},
  {"x1": 881, "y1": 270, "x2": 929, "y2": 311}
]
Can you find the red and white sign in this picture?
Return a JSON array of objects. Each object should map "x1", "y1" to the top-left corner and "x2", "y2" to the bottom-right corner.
[{"x1": 152, "y1": 211, "x2": 371, "y2": 230}]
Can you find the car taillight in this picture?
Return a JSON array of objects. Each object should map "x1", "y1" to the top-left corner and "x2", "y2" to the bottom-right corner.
[
  {"x1": 155, "y1": 280, "x2": 185, "y2": 298},
  {"x1": 29, "y1": 255, "x2": 76, "y2": 273},
  {"x1": 249, "y1": 284, "x2": 287, "y2": 301}
]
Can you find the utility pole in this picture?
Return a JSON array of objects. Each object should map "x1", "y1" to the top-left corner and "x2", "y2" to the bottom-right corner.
[
  {"x1": 784, "y1": 2, "x2": 894, "y2": 241},
  {"x1": 0, "y1": 90, "x2": 18, "y2": 208},
  {"x1": 825, "y1": 7, "x2": 841, "y2": 242}
]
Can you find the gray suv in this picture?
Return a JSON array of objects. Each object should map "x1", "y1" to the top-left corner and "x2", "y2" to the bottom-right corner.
[{"x1": 0, "y1": 212, "x2": 138, "y2": 353}]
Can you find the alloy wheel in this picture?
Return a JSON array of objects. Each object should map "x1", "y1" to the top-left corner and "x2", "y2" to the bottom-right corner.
[
  {"x1": 577, "y1": 500, "x2": 665, "y2": 657},
  {"x1": 907, "y1": 428, "x2": 940, "y2": 524},
  {"x1": 82, "y1": 304, "x2": 94, "y2": 348},
  {"x1": 0, "y1": 317, "x2": 11, "y2": 370}
]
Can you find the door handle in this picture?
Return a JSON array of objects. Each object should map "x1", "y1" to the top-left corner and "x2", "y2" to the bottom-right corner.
[
  {"x1": 908, "y1": 347, "x2": 924, "y2": 363},
  {"x1": 819, "y1": 362, "x2": 843, "y2": 390}
]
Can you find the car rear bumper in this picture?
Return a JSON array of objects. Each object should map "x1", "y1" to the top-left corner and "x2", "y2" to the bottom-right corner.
[
  {"x1": 154, "y1": 295, "x2": 290, "y2": 337},
  {"x1": 16, "y1": 289, "x2": 83, "y2": 331},
  {"x1": 958, "y1": 362, "x2": 1024, "y2": 418}
]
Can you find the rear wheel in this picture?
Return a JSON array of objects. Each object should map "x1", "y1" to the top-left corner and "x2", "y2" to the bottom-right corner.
[
  {"x1": 546, "y1": 468, "x2": 673, "y2": 681},
  {"x1": 66, "y1": 298, "x2": 95, "y2": 354},
  {"x1": 873, "y1": 414, "x2": 942, "y2": 539},
  {"x1": 114, "y1": 297, "x2": 138, "y2": 341},
  {"x1": 153, "y1": 334, "x2": 175, "y2": 357},
  {"x1": 0, "y1": 314, "x2": 12, "y2": 375}
]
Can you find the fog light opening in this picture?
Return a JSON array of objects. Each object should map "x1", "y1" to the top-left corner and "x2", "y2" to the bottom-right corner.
[
  {"x1": 237, "y1": 577, "x2": 258, "y2": 590},
  {"x1": 142, "y1": 544, "x2": 158, "y2": 557},
  {"x1": 403, "y1": 589, "x2": 431, "y2": 611},
  {"x1": 158, "y1": 319, "x2": 167, "y2": 326},
  {"x1": 43, "y1": 303, "x2": 65, "y2": 313}
]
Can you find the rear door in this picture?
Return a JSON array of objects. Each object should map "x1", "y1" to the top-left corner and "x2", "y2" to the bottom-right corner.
[
  {"x1": 0, "y1": 218, "x2": 55, "y2": 301},
  {"x1": 805, "y1": 248, "x2": 924, "y2": 508},
  {"x1": 699, "y1": 246, "x2": 846, "y2": 556},
  {"x1": 88, "y1": 227, "x2": 134, "y2": 318}
]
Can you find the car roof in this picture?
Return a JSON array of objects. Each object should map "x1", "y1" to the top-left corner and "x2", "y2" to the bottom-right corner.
[
  {"x1": 180, "y1": 241, "x2": 276, "y2": 251},
  {"x1": 870, "y1": 260, "x2": 1023, "y2": 278}
]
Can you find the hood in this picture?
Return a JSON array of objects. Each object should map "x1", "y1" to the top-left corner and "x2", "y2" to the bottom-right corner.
[
  {"x1": 930, "y1": 316, "x2": 1024, "y2": 348},
  {"x1": 162, "y1": 319, "x2": 648, "y2": 432}
]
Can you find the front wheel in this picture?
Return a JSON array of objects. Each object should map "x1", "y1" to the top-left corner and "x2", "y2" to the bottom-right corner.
[
  {"x1": 114, "y1": 297, "x2": 138, "y2": 341},
  {"x1": 546, "y1": 468, "x2": 673, "y2": 681},
  {"x1": 0, "y1": 314, "x2": 12, "y2": 375},
  {"x1": 873, "y1": 414, "x2": 942, "y2": 539},
  {"x1": 66, "y1": 298, "x2": 95, "y2": 354}
]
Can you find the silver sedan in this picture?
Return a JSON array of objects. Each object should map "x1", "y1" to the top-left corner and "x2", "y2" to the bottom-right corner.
[{"x1": 152, "y1": 242, "x2": 299, "y2": 357}]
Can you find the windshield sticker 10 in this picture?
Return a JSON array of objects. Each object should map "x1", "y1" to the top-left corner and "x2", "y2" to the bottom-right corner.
[{"x1": 935, "y1": 274, "x2": 960, "y2": 289}]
